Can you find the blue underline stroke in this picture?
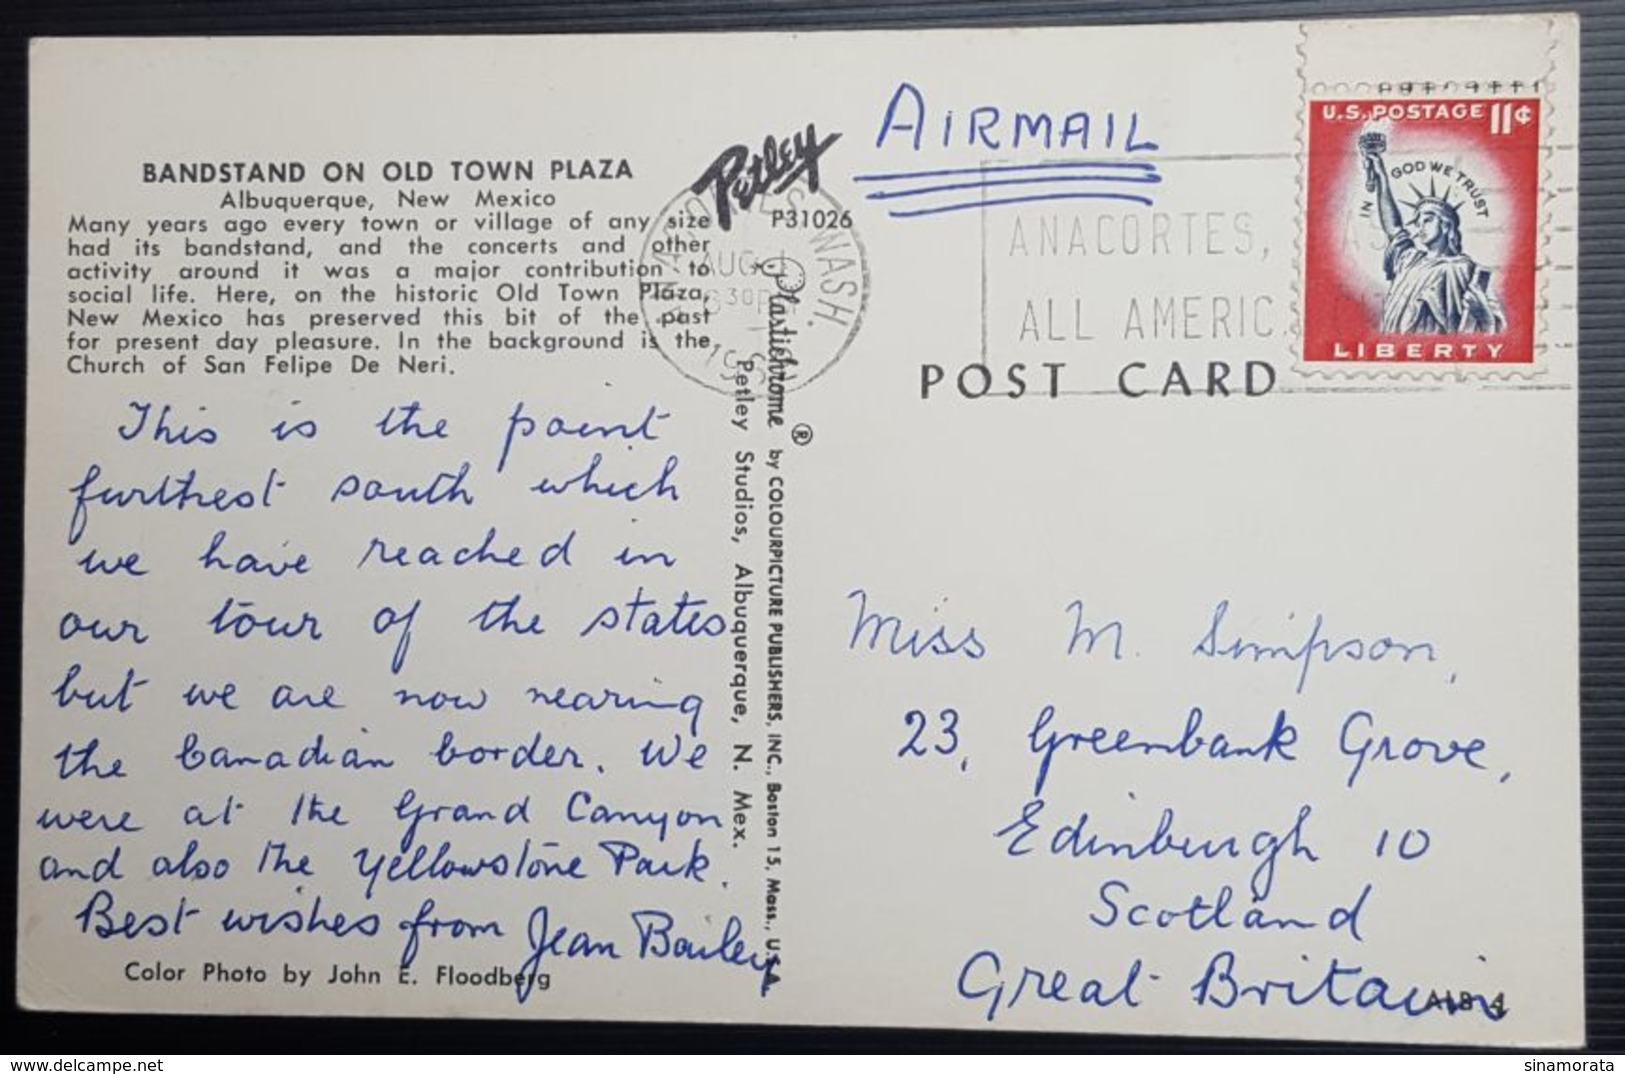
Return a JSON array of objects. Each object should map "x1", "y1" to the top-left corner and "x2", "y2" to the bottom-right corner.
[
  {"x1": 887, "y1": 190, "x2": 1156, "y2": 218},
  {"x1": 868, "y1": 173, "x2": 1163, "y2": 202},
  {"x1": 852, "y1": 160, "x2": 1159, "y2": 183}
]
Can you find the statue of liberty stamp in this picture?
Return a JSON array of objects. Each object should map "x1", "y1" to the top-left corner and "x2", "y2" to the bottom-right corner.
[{"x1": 1303, "y1": 99, "x2": 1540, "y2": 365}]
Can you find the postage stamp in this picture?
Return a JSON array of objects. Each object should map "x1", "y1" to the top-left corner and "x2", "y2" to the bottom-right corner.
[{"x1": 1303, "y1": 98, "x2": 1540, "y2": 366}]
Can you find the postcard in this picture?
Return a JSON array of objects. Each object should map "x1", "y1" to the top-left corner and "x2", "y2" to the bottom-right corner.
[{"x1": 21, "y1": 14, "x2": 1581, "y2": 1044}]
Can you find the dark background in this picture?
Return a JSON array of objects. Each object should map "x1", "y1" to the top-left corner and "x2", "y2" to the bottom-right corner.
[{"x1": 2, "y1": 0, "x2": 1620, "y2": 1054}]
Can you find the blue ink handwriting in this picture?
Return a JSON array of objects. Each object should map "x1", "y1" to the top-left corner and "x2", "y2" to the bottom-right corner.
[
  {"x1": 398, "y1": 897, "x2": 504, "y2": 970},
  {"x1": 52, "y1": 664, "x2": 147, "y2": 713},
  {"x1": 182, "y1": 681, "x2": 239, "y2": 710},
  {"x1": 53, "y1": 738, "x2": 126, "y2": 780},
  {"x1": 1027, "y1": 704, "x2": 1298, "y2": 796},
  {"x1": 565, "y1": 789, "x2": 721, "y2": 844},
  {"x1": 580, "y1": 587, "x2": 725, "y2": 640},
  {"x1": 995, "y1": 798, "x2": 1317, "y2": 901},
  {"x1": 199, "y1": 530, "x2": 310, "y2": 578},
  {"x1": 1190, "y1": 950, "x2": 1507, "y2": 1021},
  {"x1": 957, "y1": 948, "x2": 1143, "y2": 1023},
  {"x1": 394, "y1": 787, "x2": 532, "y2": 852},
  {"x1": 58, "y1": 611, "x2": 148, "y2": 645},
  {"x1": 68, "y1": 464, "x2": 282, "y2": 545},
  {"x1": 395, "y1": 686, "x2": 489, "y2": 712},
  {"x1": 1339, "y1": 709, "x2": 1488, "y2": 789},
  {"x1": 513, "y1": 905, "x2": 619, "y2": 1002},
  {"x1": 846, "y1": 588, "x2": 986, "y2": 659},
  {"x1": 373, "y1": 599, "x2": 420, "y2": 674},
  {"x1": 1193, "y1": 599, "x2": 1436, "y2": 695},
  {"x1": 377, "y1": 401, "x2": 449, "y2": 441},
  {"x1": 528, "y1": 683, "x2": 704, "y2": 738},
  {"x1": 598, "y1": 838, "x2": 711, "y2": 882},
  {"x1": 330, "y1": 462, "x2": 475, "y2": 507},
  {"x1": 74, "y1": 889, "x2": 198, "y2": 939},
  {"x1": 117, "y1": 401, "x2": 218, "y2": 446},
  {"x1": 353, "y1": 840, "x2": 587, "y2": 901},
  {"x1": 530, "y1": 453, "x2": 680, "y2": 504},
  {"x1": 630, "y1": 910, "x2": 780, "y2": 996},
  {"x1": 270, "y1": 683, "x2": 344, "y2": 710},
  {"x1": 38, "y1": 846, "x2": 125, "y2": 883},
  {"x1": 497, "y1": 400, "x2": 668, "y2": 474},
  {"x1": 208, "y1": 597, "x2": 323, "y2": 642},
  {"x1": 77, "y1": 548, "x2": 147, "y2": 577},
  {"x1": 219, "y1": 895, "x2": 379, "y2": 939},
  {"x1": 175, "y1": 731, "x2": 394, "y2": 772},
  {"x1": 38, "y1": 806, "x2": 142, "y2": 833},
  {"x1": 152, "y1": 839, "x2": 231, "y2": 881},
  {"x1": 1065, "y1": 600, "x2": 1124, "y2": 659},
  {"x1": 431, "y1": 729, "x2": 583, "y2": 771},
  {"x1": 357, "y1": 527, "x2": 573, "y2": 571},
  {"x1": 615, "y1": 546, "x2": 677, "y2": 568},
  {"x1": 470, "y1": 594, "x2": 546, "y2": 637}
]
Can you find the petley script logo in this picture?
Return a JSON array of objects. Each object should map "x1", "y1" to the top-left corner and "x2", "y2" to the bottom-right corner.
[{"x1": 691, "y1": 123, "x2": 842, "y2": 231}]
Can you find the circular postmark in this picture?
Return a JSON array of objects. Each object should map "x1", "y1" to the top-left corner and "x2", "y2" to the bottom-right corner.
[{"x1": 637, "y1": 181, "x2": 870, "y2": 399}]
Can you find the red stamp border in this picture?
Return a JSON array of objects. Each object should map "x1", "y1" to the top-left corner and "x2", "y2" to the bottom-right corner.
[{"x1": 1303, "y1": 98, "x2": 1540, "y2": 366}]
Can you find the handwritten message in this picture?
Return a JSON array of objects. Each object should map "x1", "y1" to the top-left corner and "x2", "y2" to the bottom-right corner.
[{"x1": 22, "y1": 23, "x2": 1582, "y2": 1044}]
